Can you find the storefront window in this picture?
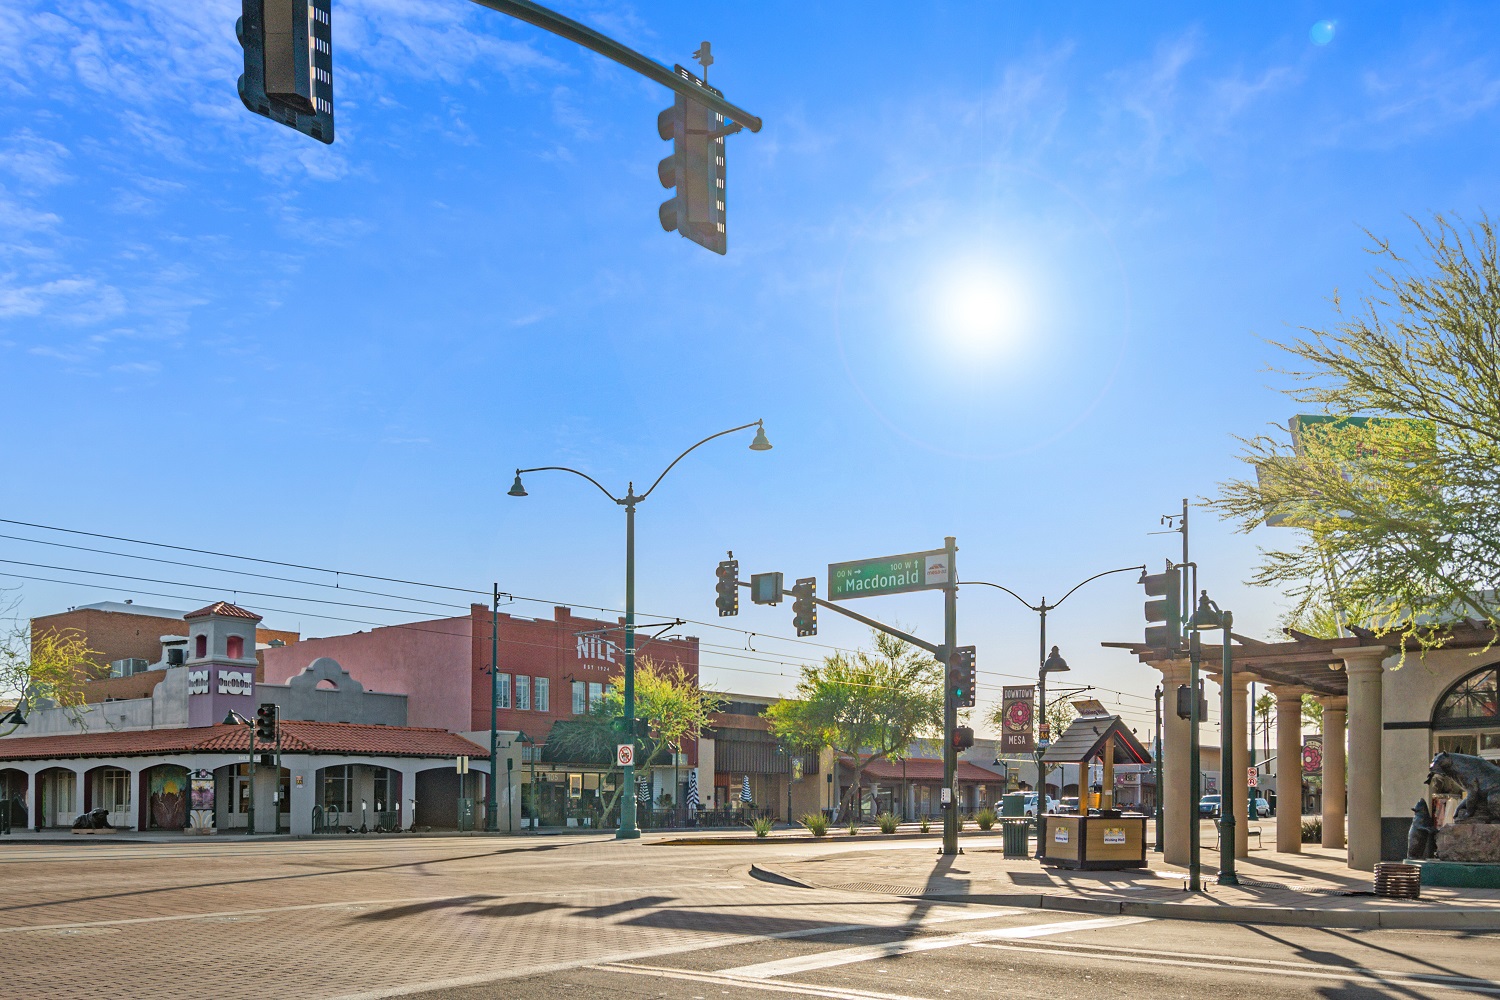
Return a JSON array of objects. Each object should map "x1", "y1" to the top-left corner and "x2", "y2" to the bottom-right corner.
[
  {"x1": 534, "y1": 677, "x2": 549, "y2": 712},
  {"x1": 373, "y1": 770, "x2": 391, "y2": 812},
  {"x1": 572, "y1": 682, "x2": 586, "y2": 715},
  {"x1": 322, "y1": 765, "x2": 353, "y2": 812},
  {"x1": 588, "y1": 682, "x2": 603, "y2": 710},
  {"x1": 516, "y1": 676, "x2": 530, "y2": 711},
  {"x1": 1436, "y1": 667, "x2": 1498, "y2": 723},
  {"x1": 497, "y1": 674, "x2": 511, "y2": 709}
]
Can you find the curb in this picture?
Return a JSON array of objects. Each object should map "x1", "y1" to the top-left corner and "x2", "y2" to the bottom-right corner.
[{"x1": 748, "y1": 864, "x2": 1500, "y2": 931}]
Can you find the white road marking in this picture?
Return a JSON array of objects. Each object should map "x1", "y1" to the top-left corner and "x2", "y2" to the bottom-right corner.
[
  {"x1": 324, "y1": 906, "x2": 1022, "y2": 1000},
  {"x1": 601, "y1": 962, "x2": 926, "y2": 1000},
  {"x1": 719, "y1": 914, "x2": 1150, "y2": 979},
  {"x1": 972, "y1": 940, "x2": 1500, "y2": 994}
]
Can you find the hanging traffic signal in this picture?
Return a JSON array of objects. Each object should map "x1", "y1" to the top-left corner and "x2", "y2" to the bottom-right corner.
[
  {"x1": 1142, "y1": 566, "x2": 1182, "y2": 650},
  {"x1": 237, "y1": 0, "x2": 335, "y2": 144},
  {"x1": 715, "y1": 558, "x2": 739, "y2": 616},
  {"x1": 791, "y1": 577, "x2": 817, "y2": 637},
  {"x1": 255, "y1": 702, "x2": 278, "y2": 742},
  {"x1": 657, "y1": 66, "x2": 728, "y2": 254},
  {"x1": 952, "y1": 726, "x2": 975, "y2": 752},
  {"x1": 946, "y1": 646, "x2": 977, "y2": 708}
]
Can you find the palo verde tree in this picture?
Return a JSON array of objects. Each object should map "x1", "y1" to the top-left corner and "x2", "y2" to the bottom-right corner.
[
  {"x1": 0, "y1": 597, "x2": 100, "y2": 736},
  {"x1": 543, "y1": 655, "x2": 721, "y2": 823},
  {"x1": 766, "y1": 628, "x2": 943, "y2": 821},
  {"x1": 1213, "y1": 214, "x2": 1500, "y2": 651}
]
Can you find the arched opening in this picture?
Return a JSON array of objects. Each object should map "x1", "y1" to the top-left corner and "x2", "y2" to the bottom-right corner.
[
  {"x1": 0, "y1": 769, "x2": 28, "y2": 829},
  {"x1": 414, "y1": 766, "x2": 487, "y2": 831},
  {"x1": 316, "y1": 678, "x2": 338, "y2": 691},
  {"x1": 143, "y1": 764, "x2": 190, "y2": 830},
  {"x1": 34, "y1": 766, "x2": 79, "y2": 828},
  {"x1": 84, "y1": 765, "x2": 134, "y2": 829},
  {"x1": 226, "y1": 635, "x2": 244, "y2": 659},
  {"x1": 195, "y1": 634, "x2": 207, "y2": 659},
  {"x1": 1432, "y1": 663, "x2": 1500, "y2": 759},
  {"x1": 314, "y1": 764, "x2": 402, "y2": 832}
]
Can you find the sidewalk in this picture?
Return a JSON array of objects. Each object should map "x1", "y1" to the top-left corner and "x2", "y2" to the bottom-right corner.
[{"x1": 752, "y1": 840, "x2": 1500, "y2": 931}]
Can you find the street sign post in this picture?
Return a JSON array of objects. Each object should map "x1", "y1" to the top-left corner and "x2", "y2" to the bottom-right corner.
[
  {"x1": 1247, "y1": 766, "x2": 1258, "y2": 788},
  {"x1": 828, "y1": 549, "x2": 955, "y2": 601}
]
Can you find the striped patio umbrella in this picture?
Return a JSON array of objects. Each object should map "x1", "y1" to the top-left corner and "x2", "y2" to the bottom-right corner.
[
  {"x1": 686, "y1": 770, "x2": 699, "y2": 811},
  {"x1": 636, "y1": 776, "x2": 652, "y2": 803},
  {"x1": 740, "y1": 774, "x2": 752, "y2": 803}
]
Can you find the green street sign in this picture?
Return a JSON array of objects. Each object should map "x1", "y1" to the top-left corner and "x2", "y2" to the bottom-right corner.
[{"x1": 828, "y1": 548, "x2": 955, "y2": 601}]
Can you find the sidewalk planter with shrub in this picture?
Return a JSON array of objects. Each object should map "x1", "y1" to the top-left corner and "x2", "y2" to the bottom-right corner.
[
  {"x1": 847, "y1": 819, "x2": 860, "y2": 836},
  {"x1": 975, "y1": 807, "x2": 996, "y2": 831},
  {"x1": 751, "y1": 816, "x2": 774, "y2": 838},
  {"x1": 877, "y1": 812, "x2": 898, "y2": 834},
  {"x1": 801, "y1": 813, "x2": 829, "y2": 838},
  {"x1": 1302, "y1": 819, "x2": 1322, "y2": 843},
  {"x1": 919, "y1": 816, "x2": 931, "y2": 833}
]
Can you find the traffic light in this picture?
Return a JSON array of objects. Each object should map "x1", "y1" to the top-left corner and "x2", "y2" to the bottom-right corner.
[
  {"x1": 255, "y1": 702, "x2": 278, "y2": 742},
  {"x1": 1176, "y1": 681, "x2": 1208, "y2": 721},
  {"x1": 947, "y1": 646, "x2": 977, "y2": 708},
  {"x1": 715, "y1": 558, "x2": 739, "y2": 617},
  {"x1": 657, "y1": 66, "x2": 728, "y2": 254},
  {"x1": 237, "y1": 0, "x2": 335, "y2": 144},
  {"x1": 1142, "y1": 566, "x2": 1182, "y2": 650},
  {"x1": 952, "y1": 726, "x2": 975, "y2": 752},
  {"x1": 791, "y1": 577, "x2": 817, "y2": 636}
]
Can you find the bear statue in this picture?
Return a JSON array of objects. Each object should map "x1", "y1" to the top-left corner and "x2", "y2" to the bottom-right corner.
[
  {"x1": 1407, "y1": 798, "x2": 1437, "y2": 859},
  {"x1": 71, "y1": 808, "x2": 113, "y2": 830},
  {"x1": 1426, "y1": 752, "x2": 1500, "y2": 824}
]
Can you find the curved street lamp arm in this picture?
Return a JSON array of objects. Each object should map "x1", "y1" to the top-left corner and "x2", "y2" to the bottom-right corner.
[
  {"x1": 961, "y1": 580, "x2": 1041, "y2": 613},
  {"x1": 1051, "y1": 564, "x2": 1148, "y2": 610},
  {"x1": 638, "y1": 420, "x2": 763, "y2": 501},
  {"x1": 516, "y1": 465, "x2": 622, "y2": 504}
]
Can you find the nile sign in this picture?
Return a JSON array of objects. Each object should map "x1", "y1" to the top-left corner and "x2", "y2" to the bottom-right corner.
[{"x1": 828, "y1": 548, "x2": 954, "y2": 601}]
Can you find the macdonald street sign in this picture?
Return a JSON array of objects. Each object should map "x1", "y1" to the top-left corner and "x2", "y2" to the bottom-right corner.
[{"x1": 828, "y1": 548, "x2": 955, "y2": 601}]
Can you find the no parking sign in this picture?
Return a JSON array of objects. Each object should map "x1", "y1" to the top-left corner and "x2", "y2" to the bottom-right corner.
[{"x1": 617, "y1": 743, "x2": 634, "y2": 767}]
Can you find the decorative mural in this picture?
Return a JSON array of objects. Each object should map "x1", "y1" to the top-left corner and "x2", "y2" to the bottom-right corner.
[{"x1": 150, "y1": 765, "x2": 189, "y2": 830}]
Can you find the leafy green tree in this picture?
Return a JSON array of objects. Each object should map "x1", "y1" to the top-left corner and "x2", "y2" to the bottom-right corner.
[
  {"x1": 542, "y1": 656, "x2": 720, "y2": 823},
  {"x1": 0, "y1": 598, "x2": 100, "y2": 736},
  {"x1": 766, "y1": 629, "x2": 943, "y2": 821},
  {"x1": 1213, "y1": 214, "x2": 1500, "y2": 650}
]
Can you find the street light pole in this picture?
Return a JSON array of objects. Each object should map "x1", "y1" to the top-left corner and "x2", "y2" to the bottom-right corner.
[
  {"x1": 509, "y1": 420, "x2": 771, "y2": 841},
  {"x1": 964, "y1": 565, "x2": 1146, "y2": 860},
  {"x1": 488, "y1": 584, "x2": 500, "y2": 833}
]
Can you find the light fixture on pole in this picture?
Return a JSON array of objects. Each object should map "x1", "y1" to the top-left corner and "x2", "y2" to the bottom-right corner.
[
  {"x1": 509, "y1": 419, "x2": 772, "y2": 841},
  {"x1": 1188, "y1": 589, "x2": 1238, "y2": 886}
]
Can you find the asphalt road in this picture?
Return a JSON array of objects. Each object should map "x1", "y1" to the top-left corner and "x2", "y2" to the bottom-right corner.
[{"x1": 1, "y1": 834, "x2": 1494, "y2": 999}]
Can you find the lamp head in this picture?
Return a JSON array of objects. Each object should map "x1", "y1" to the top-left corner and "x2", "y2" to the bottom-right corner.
[
  {"x1": 1042, "y1": 645, "x2": 1070, "y2": 674},
  {"x1": 748, "y1": 421, "x2": 772, "y2": 452},
  {"x1": 1189, "y1": 590, "x2": 1224, "y2": 631},
  {"x1": 507, "y1": 471, "x2": 528, "y2": 498},
  {"x1": 0, "y1": 706, "x2": 26, "y2": 726}
]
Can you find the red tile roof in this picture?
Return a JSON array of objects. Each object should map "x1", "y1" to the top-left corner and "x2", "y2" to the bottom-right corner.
[
  {"x1": 184, "y1": 601, "x2": 262, "y2": 621},
  {"x1": 0, "y1": 721, "x2": 484, "y2": 761},
  {"x1": 839, "y1": 756, "x2": 1005, "y2": 782}
]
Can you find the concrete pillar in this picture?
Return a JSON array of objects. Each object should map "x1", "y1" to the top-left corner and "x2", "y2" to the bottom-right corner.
[
  {"x1": 1160, "y1": 660, "x2": 1192, "y2": 866},
  {"x1": 1321, "y1": 696, "x2": 1347, "y2": 850},
  {"x1": 1339, "y1": 646, "x2": 1387, "y2": 871},
  {"x1": 399, "y1": 768, "x2": 420, "y2": 831},
  {"x1": 23, "y1": 767, "x2": 38, "y2": 831},
  {"x1": 69, "y1": 767, "x2": 84, "y2": 822},
  {"x1": 1275, "y1": 689, "x2": 1304, "y2": 853},
  {"x1": 1231, "y1": 673, "x2": 1251, "y2": 858}
]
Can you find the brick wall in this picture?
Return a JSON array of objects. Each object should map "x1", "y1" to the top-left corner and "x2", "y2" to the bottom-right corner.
[{"x1": 32, "y1": 608, "x2": 187, "y2": 678}]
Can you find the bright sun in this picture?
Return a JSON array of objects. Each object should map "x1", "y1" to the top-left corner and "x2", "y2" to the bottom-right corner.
[{"x1": 932, "y1": 264, "x2": 1025, "y2": 356}]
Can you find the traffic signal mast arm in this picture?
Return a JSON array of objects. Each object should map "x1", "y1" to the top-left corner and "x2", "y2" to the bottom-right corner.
[
  {"x1": 797, "y1": 588, "x2": 944, "y2": 658},
  {"x1": 469, "y1": 0, "x2": 762, "y2": 132}
]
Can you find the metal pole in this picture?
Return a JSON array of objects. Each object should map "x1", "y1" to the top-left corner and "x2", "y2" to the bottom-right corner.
[
  {"x1": 618, "y1": 494, "x2": 640, "y2": 839},
  {"x1": 1154, "y1": 685, "x2": 1164, "y2": 853},
  {"x1": 941, "y1": 535, "x2": 959, "y2": 856},
  {"x1": 1249, "y1": 680, "x2": 1258, "y2": 830},
  {"x1": 1188, "y1": 630, "x2": 1202, "y2": 892},
  {"x1": 247, "y1": 723, "x2": 256, "y2": 837},
  {"x1": 1033, "y1": 603, "x2": 1047, "y2": 859},
  {"x1": 468, "y1": 0, "x2": 762, "y2": 132},
  {"x1": 1217, "y1": 611, "x2": 1238, "y2": 885},
  {"x1": 488, "y1": 584, "x2": 500, "y2": 832}
]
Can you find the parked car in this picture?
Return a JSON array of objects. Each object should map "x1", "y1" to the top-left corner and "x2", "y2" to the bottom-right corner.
[
  {"x1": 1199, "y1": 794, "x2": 1221, "y2": 817},
  {"x1": 1254, "y1": 796, "x2": 1271, "y2": 818},
  {"x1": 1055, "y1": 796, "x2": 1080, "y2": 815},
  {"x1": 1022, "y1": 793, "x2": 1058, "y2": 817}
]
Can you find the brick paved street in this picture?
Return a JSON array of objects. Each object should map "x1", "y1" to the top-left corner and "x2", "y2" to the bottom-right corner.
[{"x1": 4, "y1": 834, "x2": 1499, "y2": 999}]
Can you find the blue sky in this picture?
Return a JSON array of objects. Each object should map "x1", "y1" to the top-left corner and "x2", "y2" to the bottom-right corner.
[{"x1": 3, "y1": 1, "x2": 1497, "y2": 739}]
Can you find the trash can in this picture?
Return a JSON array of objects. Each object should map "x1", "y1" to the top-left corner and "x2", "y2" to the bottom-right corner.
[
  {"x1": 1001, "y1": 817, "x2": 1030, "y2": 857},
  {"x1": 1000, "y1": 791, "x2": 1027, "y2": 818}
]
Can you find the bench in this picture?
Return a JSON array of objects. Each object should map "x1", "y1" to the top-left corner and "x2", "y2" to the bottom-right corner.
[{"x1": 1215, "y1": 819, "x2": 1262, "y2": 850}]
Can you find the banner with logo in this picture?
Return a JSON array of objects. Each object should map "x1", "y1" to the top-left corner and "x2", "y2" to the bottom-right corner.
[
  {"x1": 1000, "y1": 685, "x2": 1036, "y2": 754},
  {"x1": 1302, "y1": 736, "x2": 1324, "y2": 777}
]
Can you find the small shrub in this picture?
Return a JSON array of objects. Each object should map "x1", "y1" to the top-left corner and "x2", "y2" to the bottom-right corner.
[
  {"x1": 751, "y1": 816, "x2": 773, "y2": 838},
  {"x1": 801, "y1": 812, "x2": 829, "y2": 838},
  {"x1": 1302, "y1": 819, "x2": 1322, "y2": 843},
  {"x1": 975, "y1": 807, "x2": 996, "y2": 831},
  {"x1": 877, "y1": 812, "x2": 899, "y2": 834},
  {"x1": 919, "y1": 815, "x2": 931, "y2": 833},
  {"x1": 958, "y1": 813, "x2": 970, "y2": 831},
  {"x1": 847, "y1": 818, "x2": 860, "y2": 836}
]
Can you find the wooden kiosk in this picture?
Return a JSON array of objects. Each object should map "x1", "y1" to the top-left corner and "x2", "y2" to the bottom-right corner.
[{"x1": 1040, "y1": 708, "x2": 1152, "y2": 870}]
